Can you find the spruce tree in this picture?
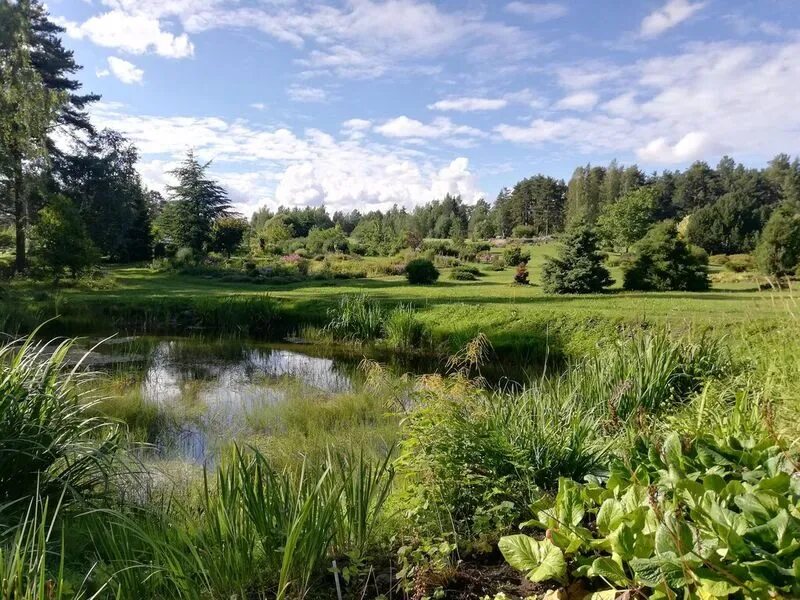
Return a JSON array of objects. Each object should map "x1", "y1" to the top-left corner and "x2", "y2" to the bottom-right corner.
[
  {"x1": 623, "y1": 221, "x2": 709, "y2": 291},
  {"x1": 157, "y1": 151, "x2": 231, "y2": 253},
  {"x1": 541, "y1": 225, "x2": 613, "y2": 294}
]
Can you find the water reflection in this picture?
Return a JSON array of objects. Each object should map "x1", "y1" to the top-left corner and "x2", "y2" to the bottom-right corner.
[{"x1": 95, "y1": 338, "x2": 359, "y2": 464}]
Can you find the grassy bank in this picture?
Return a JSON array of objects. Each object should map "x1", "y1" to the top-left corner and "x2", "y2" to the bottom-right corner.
[{"x1": 1, "y1": 241, "x2": 793, "y2": 362}]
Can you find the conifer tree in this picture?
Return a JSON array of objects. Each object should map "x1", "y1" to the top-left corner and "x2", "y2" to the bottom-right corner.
[{"x1": 542, "y1": 225, "x2": 613, "y2": 294}]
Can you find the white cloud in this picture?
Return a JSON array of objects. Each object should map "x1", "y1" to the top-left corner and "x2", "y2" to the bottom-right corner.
[
  {"x1": 504, "y1": 2, "x2": 568, "y2": 22},
  {"x1": 637, "y1": 131, "x2": 712, "y2": 163},
  {"x1": 286, "y1": 85, "x2": 328, "y2": 103},
  {"x1": 428, "y1": 97, "x2": 508, "y2": 112},
  {"x1": 342, "y1": 119, "x2": 373, "y2": 131},
  {"x1": 374, "y1": 116, "x2": 485, "y2": 141},
  {"x1": 250, "y1": 103, "x2": 267, "y2": 111},
  {"x1": 640, "y1": 0, "x2": 706, "y2": 38},
  {"x1": 87, "y1": 104, "x2": 484, "y2": 214},
  {"x1": 60, "y1": 0, "x2": 543, "y2": 79},
  {"x1": 58, "y1": 10, "x2": 194, "y2": 58},
  {"x1": 495, "y1": 39, "x2": 800, "y2": 167},
  {"x1": 106, "y1": 56, "x2": 144, "y2": 84},
  {"x1": 555, "y1": 91, "x2": 599, "y2": 111}
]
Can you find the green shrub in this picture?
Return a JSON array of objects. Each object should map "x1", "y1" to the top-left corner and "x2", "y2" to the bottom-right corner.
[
  {"x1": 29, "y1": 195, "x2": 99, "y2": 279},
  {"x1": 502, "y1": 244, "x2": 530, "y2": 266},
  {"x1": 755, "y1": 202, "x2": 800, "y2": 276},
  {"x1": 450, "y1": 266, "x2": 478, "y2": 281},
  {"x1": 173, "y1": 246, "x2": 195, "y2": 266},
  {"x1": 623, "y1": 221, "x2": 709, "y2": 291},
  {"x1": 405, "y1": 259, "x2": 439, "y2": 285},
  {"x1": 541, "y1": 225, "x2": 613, "y2": 294},
  {"x1": 724, "y1": 253, "x2": 755, "y2": 272},
  {"x1": 0, "y1": 226, "x2": 14, "y2": 250},
  {"x1": 511, "y1": 224, "x2": 537, "y2": 238}
]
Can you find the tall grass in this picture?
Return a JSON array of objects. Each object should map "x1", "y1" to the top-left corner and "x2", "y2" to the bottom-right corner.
[
  {"x1": 560, "y1": 331, "x2": 732, "y2": 424},
  {"x1": 84, "y1": 445, "x2": 396, "y2": 599},
  {"x1": 324, "y1": 294, "x2": 385, "y2": 342},
  {"x1": 0, "y1": 333, "x2": 123, "y2": 513},
  {"x1": 384, "y1": 304, "x2": 428, "y2": 351}
]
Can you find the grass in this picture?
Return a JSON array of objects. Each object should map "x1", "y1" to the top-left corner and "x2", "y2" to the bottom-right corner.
[
  {"x1": 1, "y1": 243, "x2": 792, "y2": 361},
  {"x1": 1, "y1": 264, "x2": 799, "y2": 597}
]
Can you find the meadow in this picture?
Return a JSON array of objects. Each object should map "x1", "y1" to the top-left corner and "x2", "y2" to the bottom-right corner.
[
  {"x1": 2, "y1": 242, "x2": 792, "y2": 360},
  {"x1": 2, "y1": 242, "x2": 799, "y2": 600}
]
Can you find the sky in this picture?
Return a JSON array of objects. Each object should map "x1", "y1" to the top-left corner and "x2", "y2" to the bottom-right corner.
[{"x1": 48, "y1": 0, "x2": 800, "y2": 216}]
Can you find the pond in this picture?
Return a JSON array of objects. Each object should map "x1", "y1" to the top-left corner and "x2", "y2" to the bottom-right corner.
[{"x1": 76, "y1": 336, "x2": 542, "y2": 464}]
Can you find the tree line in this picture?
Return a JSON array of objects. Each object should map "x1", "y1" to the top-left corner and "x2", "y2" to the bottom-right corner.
[{"x1": 2, "y1": 1, "x2": 799, "y2": 280}]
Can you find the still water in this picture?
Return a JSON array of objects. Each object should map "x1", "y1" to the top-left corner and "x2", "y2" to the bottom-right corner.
[
  {"x1": 87, "y1": 337, "x2": 371, "y2": 463},
  {"x1": 81, "y1": 336, "x2": 537, "y2": 464}
]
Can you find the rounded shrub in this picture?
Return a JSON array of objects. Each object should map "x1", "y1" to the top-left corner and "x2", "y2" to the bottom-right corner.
[
  {"x1": 405, "y1": 258, "x2": 440, "y2": 285},
  {"x1": 450, "y1": 267, "x2": 477, "y2": 281}
]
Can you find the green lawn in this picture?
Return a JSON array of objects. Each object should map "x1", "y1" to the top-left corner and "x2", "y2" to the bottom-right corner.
[{"x1": 4, "y1": 242, "x2": 794, "y2": 357}]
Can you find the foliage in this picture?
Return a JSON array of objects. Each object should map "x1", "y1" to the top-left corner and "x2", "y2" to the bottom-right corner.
[
  {"x1": 513, "y1": 263, "x2": 529, "y2": 285},
  {"x1": 624, "y1": 221, "x2": 710, "y2": 291},
  {"x1": 0, "y1": 0, "x2": 66, "y2": 272},
  {"x1": 405, "y1": 258, "x2": 439, "y2": 285},
  {"x1": 500, "y1": 432, "x2": 800, "y2": 599},
  {"x1": 154, "y1": 151, "x2": 231, "y2": 254},
  {"x1": 324, "y1": 293, "x2": 386, "y2": 341},
  {"x1": 29, "y1": 194, "x2": 99, "y2": 278},
  {"x1": 755, "y1": 202, "x2": 800, "y2": 276},
  {"x1": 0, "y1": 333, "x2": 122, "y2": 513},
  {"x1": 208, "y1": 215, "x2": 248, "y2": 256},
  {"x1": 306, "y1": 224, "x2": 349, "y2": 254},
  {"x1": 61, "y1": 130, "x2": 154, "y2": 262},
  {"x1": 385, "y1": 304, "x2": 429, "y2": 350},
  {"x1": 597, "y1": 186, "x2": 658, "y2": 251},
  {"x1": 686, "y1": 173, "x2": 780, "y2": 254},
  {"x1": 541, "y1": 225, "x2": 613, "y2": 294},
  {"x1": 502, "y1": 244, "x2": 530, "y2": 266},
  {"x1": 450, "y1": 266, "x2": 478, "y2": 281}
]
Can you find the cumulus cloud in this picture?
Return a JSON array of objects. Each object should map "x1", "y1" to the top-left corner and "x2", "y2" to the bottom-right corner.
[
  {"x1": 640, "y1": 0, "x2": 706, "y2": 38},
  {"x1": 57, "y1": 10, "x2": 194, "y2": 58},
  {"x1": 555, "y1": 91, "x2": 599, "y2": 111},
  {"x1": 495, "y1": 39, "x2": 800, "y2": 166},
  {"x1": 428, "y1": 97, "x2": 508, "y2": 112},
  {"x1": 504, "y1": 2, "x2": 568, "y2": 22},
  {"x1": 105, "y1": 56, "x2": 144, "y2": 84},
  {"x1": 637, "y1": 132, "x2": 712, "y2": 163},
  {"x1": 88, "y1": 104, "x2": 484, "y2": 215},
  {"x1": 374, "y1": 116, "x2": 484, "y2": 141}
]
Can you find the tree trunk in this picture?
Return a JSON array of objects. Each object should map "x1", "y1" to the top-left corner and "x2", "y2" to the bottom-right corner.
[{"x1": 13, "y1": 159, "x2": 26, "y2": 274}]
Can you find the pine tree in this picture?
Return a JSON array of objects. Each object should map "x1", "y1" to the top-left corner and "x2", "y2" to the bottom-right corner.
[
  {"x1": 0, "y1": 0, "x2": 64, "y2": 272},
  {"x1": 623, "y1": 221, "x2": 709, "y2": 291},
  {"x1": 156, "y1": 151, "x2": 231, "y2": 253},
  {"x1": 541, "y1": 225, "x2": 613, "y2": 294}
]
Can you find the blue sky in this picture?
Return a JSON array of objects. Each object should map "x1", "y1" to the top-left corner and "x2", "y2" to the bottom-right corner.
[{"x1": 49, "y1": 0, "x2": 800, "y2": 215}]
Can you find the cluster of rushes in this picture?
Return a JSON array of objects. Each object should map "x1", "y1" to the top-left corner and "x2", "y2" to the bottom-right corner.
[{"x1": 1, "y1": 299, "x2": 798, "y2": 599}]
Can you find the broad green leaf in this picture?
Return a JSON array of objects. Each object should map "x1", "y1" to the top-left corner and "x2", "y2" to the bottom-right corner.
[
  {"x1": 587, "y1": 557, "x2": 629, "y2": 586},
  {"x1": 655, "y1": 512, "x2": 695, "y2": 556},
  {"x1": 587, "y1": 591, "x2": 618, "y2": 600},
  {"x1": 597, "y1": 499, "x2": 625, "y2": 536},
  {"x1": 555, "y1": 477, "x2": 585, "y2": 527},
  {"x1": 498, "y1": 535, "x2": 566, "y2": 583},
  {"x1": 662, "y1": 433, "x2": 684, "y2": 471}
]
